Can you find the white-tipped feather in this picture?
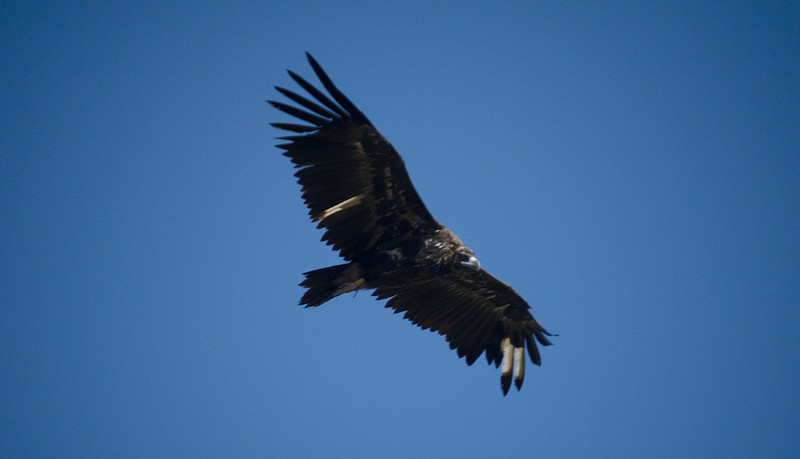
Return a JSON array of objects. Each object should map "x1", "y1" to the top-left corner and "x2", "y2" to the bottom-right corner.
[
  {"x1": 513, "y1": 346, "x2": 525, "y2": 388},
  {"x1": 500, "y1": 337, "x2": 513, "y2": 378}
]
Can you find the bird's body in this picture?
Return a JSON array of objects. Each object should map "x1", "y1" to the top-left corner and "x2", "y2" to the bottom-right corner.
[
  {"x1": 270, "y1": 53, "x2": 553, "y2": 394},
  {"x1": 299, "y1": 225, "x2": 475, "y2": 306}
]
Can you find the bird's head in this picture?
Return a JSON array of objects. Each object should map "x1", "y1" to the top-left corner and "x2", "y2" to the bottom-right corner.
[{"x1": 455, "y1": 248, "x2": 481, "y2": 272}]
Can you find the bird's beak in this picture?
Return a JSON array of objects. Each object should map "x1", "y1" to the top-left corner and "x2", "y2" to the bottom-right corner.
[{"x1": 460, "y1": 256, "x2": 481, "y2": 272}]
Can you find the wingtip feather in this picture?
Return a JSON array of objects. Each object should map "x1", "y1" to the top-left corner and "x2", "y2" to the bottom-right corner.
[{"x1": 501, "y1": 374, "x2": 512, "y2": 395}]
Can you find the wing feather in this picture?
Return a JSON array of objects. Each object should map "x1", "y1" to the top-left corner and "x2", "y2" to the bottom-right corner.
[
  {"x1": 287, "y1": 69, "x2": 350, "y2": 119},
  {"x1": 304, "y1": 52, "x2": 370, "y2": 124},
  {"x1": 374, "y1": 269, "x2": 553, "y2": 387},
  {"x1": 270, "y1": 53, "x2": 440, "y2": 260},
  {"x1": 270, "y1": 123, "x2": 317, "y2": 133},
  {"x1": 269, "y1": 100, "x2": 330, "y2": 126}
]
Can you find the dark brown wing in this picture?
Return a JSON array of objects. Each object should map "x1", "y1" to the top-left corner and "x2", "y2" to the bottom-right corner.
[
  {"x1": 269, "y1": 53, "x2": 441, "y2": 260},
  {"x1": 373, "y1": 269, "x2": 553, "y2": 394}
]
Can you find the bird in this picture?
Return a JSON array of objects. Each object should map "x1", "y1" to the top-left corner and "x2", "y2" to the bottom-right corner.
[{"x1": 269, "y1": 53, "x2": 554, "y2": 395}]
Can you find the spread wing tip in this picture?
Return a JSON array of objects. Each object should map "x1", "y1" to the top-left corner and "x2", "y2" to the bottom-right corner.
[
  {"x1": 301, "y1": 52, "x2": 371, "y2": 125},
  {"x1": 272, "y1": 52, "x2": 370, "y2": 128},
  {"x1": 536, "y1": 327, "x2": 556, "y2": 346}
]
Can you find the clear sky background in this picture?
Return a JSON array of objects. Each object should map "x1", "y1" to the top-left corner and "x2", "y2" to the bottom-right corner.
[{"x1": 2, "y1": 2, "x2": 799, "y2": 457}]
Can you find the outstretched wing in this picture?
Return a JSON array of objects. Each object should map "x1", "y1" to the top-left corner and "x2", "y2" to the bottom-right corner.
[
  {"x1": 373, "y1": 269, "x2": 553, "y2": 395},
  {"x1": 269, "y1": 53, "x2": 441, "y2": 260}
]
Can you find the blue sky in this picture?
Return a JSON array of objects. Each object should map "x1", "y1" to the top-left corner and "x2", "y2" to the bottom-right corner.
[{"x1": 2, "y1": 1, "x2": 799, "y2": 457}]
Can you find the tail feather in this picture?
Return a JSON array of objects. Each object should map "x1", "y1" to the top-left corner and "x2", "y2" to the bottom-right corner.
[{"x1": 299, "y1": 263, "x2": 363, "y2": 307}]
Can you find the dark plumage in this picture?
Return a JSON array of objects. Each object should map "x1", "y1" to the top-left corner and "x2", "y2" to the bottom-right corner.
[{"x1": 270, "y1": 53, "x2": 554, "y2": 394}]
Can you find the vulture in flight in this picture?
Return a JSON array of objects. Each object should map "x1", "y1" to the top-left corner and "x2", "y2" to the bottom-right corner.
[{"x1": 270, "y1": 53, "x2": 554, "y2": 394}]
